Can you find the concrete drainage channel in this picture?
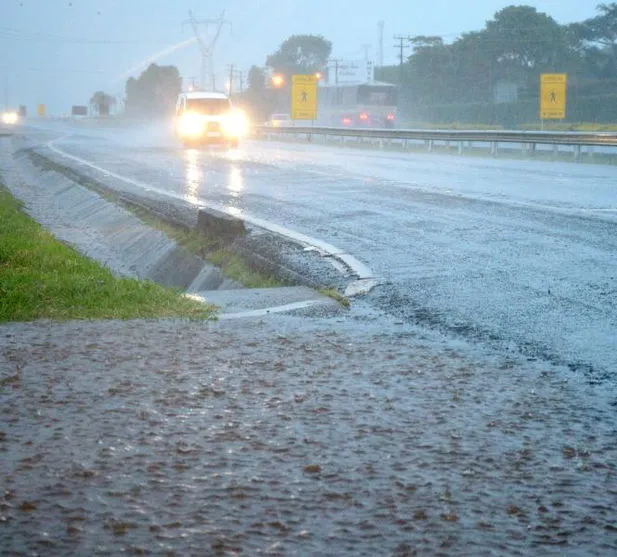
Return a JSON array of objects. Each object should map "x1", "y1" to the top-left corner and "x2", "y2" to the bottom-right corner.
[{"x1": 2, "y1": 136, "x2": 353, "y2": 318}]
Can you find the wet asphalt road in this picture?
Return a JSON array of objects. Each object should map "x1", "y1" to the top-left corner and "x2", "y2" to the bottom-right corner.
[
  {"x1": 34, "y1": 122, "x2": 617, "y2": 379},
  {"x1": 2, "y1": 318, "x2": 617, "y2": 556},
  {"x1": 3, "y1": 123, "x2": 617, "y2": 556}
]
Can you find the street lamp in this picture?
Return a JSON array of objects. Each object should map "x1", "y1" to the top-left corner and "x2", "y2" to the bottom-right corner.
[{"x1": 272, "y1": 74, "x2": 285, "y2": 88}]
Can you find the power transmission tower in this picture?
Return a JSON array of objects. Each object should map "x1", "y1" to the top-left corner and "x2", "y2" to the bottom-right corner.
[
  {"x1": 393, "y1": 35, "x2": 412, "y2": 84},
  {"x1": 182, "y1": 10, "x2": 231, "y2": 91}
]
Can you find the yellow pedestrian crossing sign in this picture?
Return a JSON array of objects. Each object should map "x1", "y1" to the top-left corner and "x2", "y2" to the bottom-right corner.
[
  {"x1": 291, "y1": 74, "x2": 318, "y2": 121},
  {"x1": 540, "y1": 74, "x2": 567, "y2": 119}
]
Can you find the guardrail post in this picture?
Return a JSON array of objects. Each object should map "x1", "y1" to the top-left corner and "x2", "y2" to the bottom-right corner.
[
  {"x1": 530, "y1": 143, "x2": 536, "y2": 158},
  {"x1": 588, "y1": 146, "x2": 594, "y2": 160},
  {"x1": 428, "y1": 139, "x2": 433, "y2": 153},
  {"x1": 553, "y1": 144, "x2": 559, "y2": 159},
  {"x1": 491, "y1": 142, "x2": 498, "y2": 157},
  {"x1": 574, "y1": 144, "x2": 581, "y2": 162},
  {"x1": 458, "y1": 141, "x2": 464, "y2": 155}
]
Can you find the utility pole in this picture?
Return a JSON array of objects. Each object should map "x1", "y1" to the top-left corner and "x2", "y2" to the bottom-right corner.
[
  {"x1": 362, "y1": 44, "x2": 371, "y2": 62},
  {"x1": 393, "y1": 35, "x2": 411, "y2": 84},
  {"x1": 182, "y1": 10, "x2": 231, "y2": 91},
  {"x1": 228, "y1": 64, "x2": 234, "y2": 96},
  {"x1": 377, "y1": 21, "x2": 384, "y2": 67},
  {"x1": 328, "y1": 58, "x2": 342, "y2": 85},
  {"x1": 226, "y1": 66, "x2": 245, "y2": 97}
]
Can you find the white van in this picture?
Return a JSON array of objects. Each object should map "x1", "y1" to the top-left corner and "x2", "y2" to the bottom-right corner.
[{"x1": 175, "y1": 91, "x2": 247, "y2": 147}]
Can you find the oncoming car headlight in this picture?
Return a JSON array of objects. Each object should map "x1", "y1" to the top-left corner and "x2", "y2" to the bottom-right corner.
[
  {"x1": 2, "y1": 111, "x2": 19, "y2": 125},
  {"x1": 223, "y1": 110, "x2": 249, "y2": 138},
  {"x1": 177, "y1": 112, "x2": 204, "y2": 137}
]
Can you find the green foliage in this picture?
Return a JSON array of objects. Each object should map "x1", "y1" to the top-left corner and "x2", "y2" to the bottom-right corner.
[
  {"x1": 125, "y1": 63, "x2": 182, "y2": 117},
  {"x1": 484, "y1": 5, "x2": 565, "y2": 71},
  {"x1": 247, "y1": 65, "x2": 266, "y2": 91},
  {"x1": 266, "y1": 34, "x2": 332, "y2": 76},
  {"x1": 89, "y1": 91, "x2": 116, "y2": 117},
  {"x1": 573, "y1": 2, "x2": 617, "y2": 76},
  {"x1": 236, "y1": 65, "x2": 276, "y2": 123},
  {"x1": 375, "y1": 4, "x2": 617, "y2": 126},
  {"x1": 0, "y1": 186, "x2": 216, "y2": 322}
]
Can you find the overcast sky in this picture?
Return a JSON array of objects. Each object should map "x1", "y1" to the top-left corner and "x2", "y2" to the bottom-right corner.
[{"x1": 1, "y1": 0, "x2": 599, "y2": 114}]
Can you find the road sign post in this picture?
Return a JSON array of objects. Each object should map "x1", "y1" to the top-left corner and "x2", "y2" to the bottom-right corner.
[
  {"x1": 540, "y1": 74, "x2": 567, "y2": 124},
  {"x1": 291, "y1": 74, "x2": 318, "y2": 122}
]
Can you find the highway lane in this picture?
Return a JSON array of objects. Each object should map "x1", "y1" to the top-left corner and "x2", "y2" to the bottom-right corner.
[{"x1": 30, "y1": 123, "x2": 617, "y2": 378}]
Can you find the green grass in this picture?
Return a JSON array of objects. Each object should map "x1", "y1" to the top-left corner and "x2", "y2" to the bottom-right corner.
[
  {"x1": 318, "y1": 287, "x2": 350, "y2": 308},
  {"x1": 0, "y1": 186, "x2": 217, "y2": 322},
  {"x1": 520, "y1": 122, "x2": 617, "y2": 132}
]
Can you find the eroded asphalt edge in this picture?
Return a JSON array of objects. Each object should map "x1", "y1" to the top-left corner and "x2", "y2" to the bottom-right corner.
[{"x1": 46, "y1": 135, "x2": 380, "y2": 301}]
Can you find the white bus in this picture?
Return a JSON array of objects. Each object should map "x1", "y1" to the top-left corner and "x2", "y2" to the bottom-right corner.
[{"x1": 317, "y1": 82, "x2": 398, "y2": 128}]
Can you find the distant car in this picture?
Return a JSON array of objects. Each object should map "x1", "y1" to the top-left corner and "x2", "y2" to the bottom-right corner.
[
  {"x1": 268, "y1": 113, "x2": 294, "y2": 127},
  {"x1": 174, "y1": 91, "x2": 248, "y2": 148}
]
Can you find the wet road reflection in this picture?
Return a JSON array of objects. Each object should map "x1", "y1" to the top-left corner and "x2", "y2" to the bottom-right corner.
[
  {"x1": 227, "y1": 165, "x2": 244, "y2": 198},
  {"x1": 183, "y1": 148, "x2": 202, "y2": 205}
]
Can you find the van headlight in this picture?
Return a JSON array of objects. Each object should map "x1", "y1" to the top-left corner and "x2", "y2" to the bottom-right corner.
[
  {"x1": 177, "y1": 112, "x2": 204, "y2": 137},
  {"x1": 2, "y1": 111, "x2": 19, "y2": 125},
  {"x1": 223, "y1": 110, "x2": 249, "y2": 138}
]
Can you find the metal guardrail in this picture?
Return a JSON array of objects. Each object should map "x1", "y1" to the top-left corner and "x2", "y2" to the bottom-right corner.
[{"x1": 255, "y1": 125, "x2": 617, "y2": 147}]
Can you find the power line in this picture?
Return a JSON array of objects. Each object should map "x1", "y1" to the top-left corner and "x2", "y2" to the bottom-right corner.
[{"x1": 0, "y1": 26, "x2": 173, "y2": 45}]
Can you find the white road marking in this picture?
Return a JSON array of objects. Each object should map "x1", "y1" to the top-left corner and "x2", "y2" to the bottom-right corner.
[
  {"x1": 47, "y1": 136, "x2": 379, "y2": 297},
  {"x1": 220, "y1": 300, "x2": 325, "y2": 319}
]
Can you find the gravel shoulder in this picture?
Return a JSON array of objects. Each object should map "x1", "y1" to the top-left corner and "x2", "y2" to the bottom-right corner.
[{"x1": 2, "y1": 315, "x2": 616, "y2": 556}]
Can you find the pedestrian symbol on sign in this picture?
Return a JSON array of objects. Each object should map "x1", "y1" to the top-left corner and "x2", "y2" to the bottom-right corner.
[
  {"x1": 300, "y1": 91, "x2": 308, "y2": 103},
  {"x1": 550, "y1": 90, "x2": 557, "y2": 103}
]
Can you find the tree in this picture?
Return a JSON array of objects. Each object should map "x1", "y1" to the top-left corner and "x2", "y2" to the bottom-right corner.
[
  {"x1": 236, "y1": 65, "x2": 276, "y2": 123},
  {"x1": 266, "y1": 34, "x2": 332, "y2": 77},
  {"x1": 89, "y1": 91, "x2": 116, "y2": 117},
  {"x1": 484, "y1": 5, "x2": 566, "y2": 74},
  {"x1": 124, "y1": 63, "x2": 182, "y2": 116},
  {"x1": 247, "y1": 65, "x2": 266, "y2": 91},
  {"x1": 573, "y1": 3, "x2": 617, "y2": 75}
]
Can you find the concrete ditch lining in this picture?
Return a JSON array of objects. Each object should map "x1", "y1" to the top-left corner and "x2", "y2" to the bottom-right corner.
[
  {"x1": 3, "y1": 140, "x2": 240, "y2": 292},
  {"x1": 2, "y1": 135, "x2": 345, "y2": 316},
  {"x1": 45, "y1": 135, "x2": 379, "y2": 296},
  {"x1": 15, "y1": 138, "x2": 347, "y2": 292}
]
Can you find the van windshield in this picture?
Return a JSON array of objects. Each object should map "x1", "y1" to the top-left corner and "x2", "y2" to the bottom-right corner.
[{"x1": 186, "y1": 98, "x2": 231, "y2": 115}]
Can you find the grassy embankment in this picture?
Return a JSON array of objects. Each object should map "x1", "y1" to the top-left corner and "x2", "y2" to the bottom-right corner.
[{"x1": 0, "y1": 184, "x2": 216, "y2": 322}]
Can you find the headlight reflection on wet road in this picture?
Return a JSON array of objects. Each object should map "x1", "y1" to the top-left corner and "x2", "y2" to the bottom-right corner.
[
  {"x1": 227, "y1": 165, "x2": 244, "y2": 198},
  {"x1": 184, "y1": 148, "x2": 202, "y2": 204}
]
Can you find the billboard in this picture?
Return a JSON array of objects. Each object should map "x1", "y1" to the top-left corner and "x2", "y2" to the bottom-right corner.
[
  {"x1": 329, "y1": 60, "x2": 374, "y2": 85},
  {"x1": 72, "y1": 105, "x2": 88, "y2": 116}
]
